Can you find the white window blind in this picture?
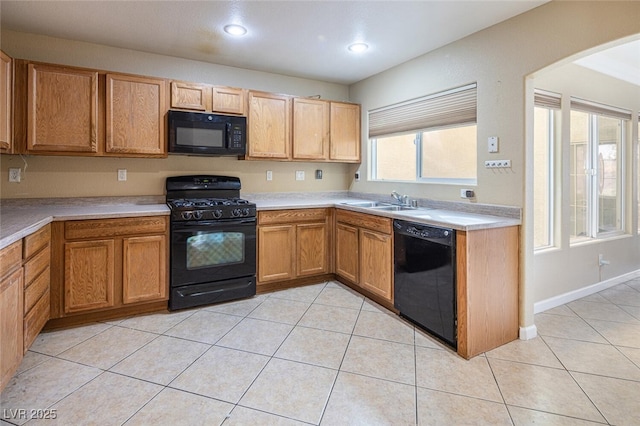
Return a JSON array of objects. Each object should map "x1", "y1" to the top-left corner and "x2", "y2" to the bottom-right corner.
[
  {"x1": 534, "y1": 89, "x2": 561, "y2": 109},
  {"x1": 368, "y1": 83, "x2": 477, "y2": 138},
  {"x1": 570, "y1": 97, "x2": 632, "y2": 121}
]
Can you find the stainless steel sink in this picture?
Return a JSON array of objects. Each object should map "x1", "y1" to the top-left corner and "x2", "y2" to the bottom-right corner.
[
  {"x1": 369, "y1": 205, "x2": 416, "y2": 211},
  {"x1": 340, "y1": 201, "x2": 393, "y2": 208}
]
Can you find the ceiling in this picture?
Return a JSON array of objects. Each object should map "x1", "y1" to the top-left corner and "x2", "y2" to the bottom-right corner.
[
  {"x1": 0, "y1": 0, "x2": 549, "y2": 85},
  {"x1": 574, "y1": 40, "x2": 640, "y2": 87}
]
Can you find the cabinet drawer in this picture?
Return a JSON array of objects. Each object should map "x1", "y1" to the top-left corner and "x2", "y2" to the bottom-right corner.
[
  {"x1": 23, "y1": 224, "x2": 50, "y2": 260},
  {"x1": 336, "y1": 210, "x2": 392, "y2": 234},
  {"x1": 65, "y1": 216, "x2": 168, "y2": 240},
  {"x1": 24, "y1": 266, "x2": 49, "y2": 312},
  {"x1": 259, "y1": 208, "x2": 328, "y2": 225},
  {"x1": 23, "y1": 245, "x2": 50, "y2": 286},
  {"x1": 0, "y1": 240, "x2": 22, "y2": 279},
  {"x1": 24, "y1": 289, "x2": 50, "y2": 351}
]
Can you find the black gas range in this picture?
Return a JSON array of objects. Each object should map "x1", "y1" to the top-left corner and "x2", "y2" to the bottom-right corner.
[{"x1": 166, "y1": 175, "x2": 257, "y2": 310}]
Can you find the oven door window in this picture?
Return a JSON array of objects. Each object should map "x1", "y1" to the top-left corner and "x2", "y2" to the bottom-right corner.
[{"x1": 187, "y1": 231, "x2": 244, "y2": 269}]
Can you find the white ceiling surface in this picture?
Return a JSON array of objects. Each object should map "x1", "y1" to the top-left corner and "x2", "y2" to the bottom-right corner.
[
  {"x1": 574, "y1": 40, "x2": 640, "y2": 87},
  {"x1": 1, "y1": 0, "x2": 548, "y2": 85}
]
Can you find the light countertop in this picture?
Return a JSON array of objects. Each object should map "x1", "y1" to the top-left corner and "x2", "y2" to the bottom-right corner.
[{"x1": 1, "y1": 194, "x2": 521, "y2": 250}]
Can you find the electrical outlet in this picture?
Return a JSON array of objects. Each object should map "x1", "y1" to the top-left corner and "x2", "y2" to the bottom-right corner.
[
  {"x1": 355, "y1": 171, "x2": 361, "y2": 181},
  {"x1": 295, "y1": 170, "x2": 305, "y2": 181},
  {"x1": 460, "y1": 189, "x2": 475, "y2": 199},
  {"x1": 117, "y1": 169, "x2": 127, "y2": 181},
  {"x1": 315, "y1": 169, "x2": 323, "y2": 179},
  {"x1": 8, "y1": 168, "x2": 21, "y2": 183},
  {"x1": 266, "y1": 170, "x2": 273, "y2": 181}
]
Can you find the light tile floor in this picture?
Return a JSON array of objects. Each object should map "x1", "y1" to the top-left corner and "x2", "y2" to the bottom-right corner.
[{"x1": 2, "y1": 279, "x2": 640, "y2": 425}]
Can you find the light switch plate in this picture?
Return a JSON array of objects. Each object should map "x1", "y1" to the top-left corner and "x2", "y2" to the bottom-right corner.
[
  {"x1": 117, "y1": 169, "x2": 127, "y2": 181},
  {"x1": 488, "y1": 136, "x2": 499, "y2": 153}
]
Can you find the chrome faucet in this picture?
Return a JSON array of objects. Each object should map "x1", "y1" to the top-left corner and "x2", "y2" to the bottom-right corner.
[{"x1": 391, "y1": 191, "x2": 409, "y2": 206}]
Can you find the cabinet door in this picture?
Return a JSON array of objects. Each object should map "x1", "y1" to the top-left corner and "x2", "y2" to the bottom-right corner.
[
  {"x1": 27, "y1": 63, "x2": 98, "y2": 152},
  {"x1": 212, "y1": 86, "x2": 246, "y2": 115},
  {"x1": 359, "y1": 229, "x2": 393, "y2": 301},
  {"x1": 292, "y1": 98, "x2": 329, "y2": 160},
  {"x1": 297, "y1": 222, "x2": 328, "y2": 277},
  {"x1": 248, "y1": 91, "x2": 291, "y2": 159},
  {"x1": 258, "y1": 225, "x2": 295, "y2": 283},
  {"x1": 122, "y1": 235, "x2": 167, "y2": 304},
  {"x1": 64, "y1": 239, "x2": 115, "y2": 313},
  {"x1": 170, "y1": 81, "x2": 211, "y2": 111},
  {"x1": 0, "y1": 51, "x2": 12, "y2": 152},
  {"x1": 1, "y1": 268, "x2": 23, "y2": 391},
  {"x1": 330, "y1": 102, "x2": 360, "y2": 162},
  {"x1": 106, "y1": 73, "x2": 167, "y2": 156},
  {"x1": 335, "y1": 222, "x2": 359, "y2": 283}
]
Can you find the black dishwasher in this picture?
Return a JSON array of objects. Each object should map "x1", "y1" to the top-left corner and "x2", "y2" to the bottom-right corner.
[{"x1": 393, "y1": 219, "x2": 457, "y2": 349}]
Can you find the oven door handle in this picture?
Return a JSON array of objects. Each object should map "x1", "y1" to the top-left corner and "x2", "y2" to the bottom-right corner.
[{"x1": 173, "y1": 218, "x2": 256, "y2": 227}]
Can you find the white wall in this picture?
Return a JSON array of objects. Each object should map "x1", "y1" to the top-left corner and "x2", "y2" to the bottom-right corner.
[
  {"x1": 348, "y1": 1, "x2": 640, "y2": 330},
  {"x1": 0, "y1": 30, "x2": 354, "y2": 197}
]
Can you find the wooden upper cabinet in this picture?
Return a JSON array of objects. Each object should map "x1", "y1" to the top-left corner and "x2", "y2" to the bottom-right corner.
[
  {"x1": 292, "y1": 97, "x2": 329, "y2": 160},
  {"x1": 106, "y1": 73, "x2": 167, "y2": 156},
  {"x1": 0, "y1": 51, "x2": 12, "y2": 152},
  {"x1": 212, "y1": 86, "x2": 246, "y2": 115},
  {"x1": 27, "y1": 63, "x2": 98, "y2": 153},
  {"x1": 330, "y1": 102, "x2": 361, "y2": 162},
  {"x1": 247, "y1": 91, "x2": 291, "y2": 159},
  {"x1": 170, "y1": 81, "x2": 210, "y2": 111}
]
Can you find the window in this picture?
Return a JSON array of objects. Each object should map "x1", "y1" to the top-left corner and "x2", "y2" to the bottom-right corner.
[
  {"x1": 569, "y1": 98, "x2": 629, "y2": 242},
  {"x1": 369, "y1": 84, "x2": 477, "y2": 184},
  {"x1": 533, "y1": 90, "x2": 560, "y2": 249}
]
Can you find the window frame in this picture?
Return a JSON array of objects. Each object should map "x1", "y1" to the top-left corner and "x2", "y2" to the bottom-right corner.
[
  {"x1": 569, "y1": 107, "x2": 627, "y2": 244},
  {"x1": 369, "y1": 123, "x2": 478, "y2": 185}
]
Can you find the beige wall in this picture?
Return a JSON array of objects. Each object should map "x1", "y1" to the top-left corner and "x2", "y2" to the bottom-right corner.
[
  {"x1": 349, "y1": 1, "x2": 640, "y2": 330},
  {"x1": 532, "y1": 64, "x2": 640, "y2": 303},
  {"x1": 0, "y1": 30, "x2": 352, "y2": 198},
  {"x1": 2, "y1": 2, "x2": 640, "y2": 332}
]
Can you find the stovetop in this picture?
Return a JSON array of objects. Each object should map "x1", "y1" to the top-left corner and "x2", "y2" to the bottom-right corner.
[
  {"x1": 166, "y1": 175, "x2": 256, "y2": 222},
  {"x1": 169, "y1": 198, "x2": 253, "y2": 209}
]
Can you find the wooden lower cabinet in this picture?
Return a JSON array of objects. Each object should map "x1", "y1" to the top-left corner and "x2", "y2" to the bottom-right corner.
[
  {"x1": 0, "y1": 241, "x2": 23, "y2": 391},
  {"x1": 122, "y1": 235, "x2": 167, "y2": 304},
  {"x1": 22, "y1": 224, "x2": 51, "y2": 351},
  {"x1": 334, "y1": 210, "x2": 393, "y2": 305},
  {"x1": 258, "y1": 225, "x2": 295, "y2": 282},
  {"x1": 50, "y1": 216, "x2": 169, "y2": 322},
  {"x1": 64, "y1": 239, "x2": 115, "y2": 313},
  {"x1": 334, "y1": 223, "x2": 358, "y2": 283},
  {"x1": 359, "y1": 229, "x2": 393, "y2": 300},
  {"x1": 257, "y1": 209, "x2": 330, "y2": 289},
  {"x1": 456, "y1": 226, "x2": 519, "y2": 359}
]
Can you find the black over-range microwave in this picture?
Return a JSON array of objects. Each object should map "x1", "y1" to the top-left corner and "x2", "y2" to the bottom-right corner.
[{"x1": 168, "y1": 110, "x2": 247, "y2": 156}]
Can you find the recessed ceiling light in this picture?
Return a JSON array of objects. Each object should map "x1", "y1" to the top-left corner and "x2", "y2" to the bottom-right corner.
[
  {"x1": 224, "y1": 24, "x2": 247, "y2": 36},
  {"x1": 348, "y1": 42, "x2": 369, "y2": 53}
]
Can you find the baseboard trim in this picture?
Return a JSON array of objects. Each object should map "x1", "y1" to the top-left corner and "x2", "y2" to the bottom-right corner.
[
  {"x1": 519, "y1": 324, "x2": 538, "y2": 340},
  {"x1": 534, "y1": 269, "x2": 640, "y2": 314}
]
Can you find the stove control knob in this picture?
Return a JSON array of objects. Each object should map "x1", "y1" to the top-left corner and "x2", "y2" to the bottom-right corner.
[
  {"x1": 212, "y1": 209, "x2": 223, "y2": 219},
  {"x1": 232, "y1": 208, "x2": 241, "y2": 217},
  {"x1": 193, "y1": 211, "x2": 203, "y2": 220},
  {"x1": 181, "y1": 211, "x2": 193, "y2": 220},
  {"x1": 242, "y1": 208, "x2": 250, "y2": 217}
]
